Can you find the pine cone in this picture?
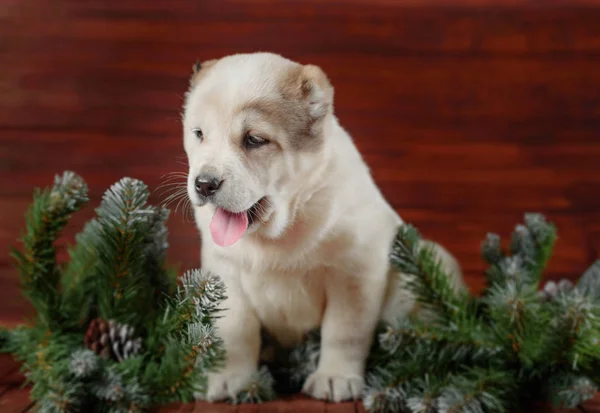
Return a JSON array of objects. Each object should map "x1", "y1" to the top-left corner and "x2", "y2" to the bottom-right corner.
[{"x1": 84, "y1": 318, "x2": 142, "y2": 362}]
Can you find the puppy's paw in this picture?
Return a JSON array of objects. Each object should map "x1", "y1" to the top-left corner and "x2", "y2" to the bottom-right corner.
[
  {"x1": 200, "y1": 369, "x2": 255, "y2": 402},
  {"x1": 302, "y1": 370, "x2": 364, "y2": 402}
]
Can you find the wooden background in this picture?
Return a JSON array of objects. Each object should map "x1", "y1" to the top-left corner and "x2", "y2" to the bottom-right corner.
[{"x1": 1, "y1": 0, "x2": 600, "y2": 411}]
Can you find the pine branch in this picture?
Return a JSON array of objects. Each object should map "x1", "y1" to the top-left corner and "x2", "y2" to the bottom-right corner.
[
  {"x1": 59, "y1": 219, "x2": 103, "y2": 330},
  {"x1": 36, "y1": 379, "x2": 85, "y2": 413},
  {"x1": 484, "y1": 255, "x2": 536, "y2": 291},
  {"x1": 11, "y1": 171, "x2": 88, "y2": 329},
  {"x1": 576, "y1": 260, "x2": 600, "y2": 304},
  {"x1": 233, "y1": 366, "x2": 277, "y2": 404},
  {"x1": 144, "y1": 270, "x2": 226, "y2": 403},
  {"x1": 363, "y1": 370, "x2": 407, "y2": 413},
  {"x1": 482, "y1": 214, "x2": 556, "y2": 291},
  {"x1": 481, "y1": 233, "x2": 503, "y2": 267},
  {"x1": 175, "y1": 269, "x2": 227, "y2": 328},
  {"x1": 483, "y1": 281, "x2": 551, "y2": 367},
  {"x1": 405, "y1": 374, "x2": 448, "y2": 413},
  {"x1": 365, "y1": 373, "x2": 449, "y2": 413},
  {"x1": 437, "y1": 368, "x2": 515, "y2": 413},
  {"x1": 548, "y1": 287, "x2": 600, "y2": 373},
  {"x1": 61, "y1": 188, "x2": 174, "y2": 331},
  {"x1": 92, "y1": 365, "x2": 150, "y2": 412},
  {"x1": 89, "y1": 177, "x2": 161, "y2": 325},
  {"x1": 390, "y1": 225, "x2": 467, "y2": 322},
  {"x1": 69, "y1": 349, "x2": 100, "y2": 379},
  {"x1": 143, "y1": 206, "x2": 175, "y2": 303},
  {"x1": 377, "y1": 318, "x2": 502, "y2": 370},
  {"x1": 546, "y1": 373, "x2": 598, "y2": 409},
  {"x1": 3, "y1": 172, "x2": 233, "y2": 411},
  {"x1": 286, "y1": 329, "x2": 321, "y2": 389},
  {"x1": 521, "y1": 213, "x2": 556, "y2": 282}
]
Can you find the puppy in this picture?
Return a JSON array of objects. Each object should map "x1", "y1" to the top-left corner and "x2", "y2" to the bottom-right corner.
[{"x1": 182, "y1": 52, "x2": 463, "y2": 402}]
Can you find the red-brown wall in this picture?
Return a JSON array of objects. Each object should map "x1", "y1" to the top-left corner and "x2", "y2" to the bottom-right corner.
[{"x1": 1, "y1": 0, "x2": 600, "y2": 325}]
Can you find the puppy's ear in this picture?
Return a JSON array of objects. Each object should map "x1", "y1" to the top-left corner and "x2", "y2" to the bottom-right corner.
[
  {"x1": 189, "y1": 59, "x2": 217, "y2": 88},
  {"x1": 297, "y1": 64, "x2": 334, "y2": 121},
  {"x1": 282, "y1": 64, "x2": 334, "y2": 139}
]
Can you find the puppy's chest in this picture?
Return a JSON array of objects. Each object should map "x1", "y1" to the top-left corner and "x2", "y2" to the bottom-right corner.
[{"x1": 240, "y1": 268, "x2": 326, "y2": 347}]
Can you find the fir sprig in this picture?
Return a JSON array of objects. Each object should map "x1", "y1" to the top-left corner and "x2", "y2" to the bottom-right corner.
[
  {"x1": 11, "y1": 171, "x2": 89, "y2": 329},
  {"x1": 361, "y1": 213, "x2": 598, "y2": 413},
  {"x1": 547, "y1": 373, "x2": 598, "y2": 409},
  {"x1": 389, "y1": 225, "x2": 467, "y2": 322},
  {"x1": 3, "y1": 172, "x2": 599, "y2": 413},
  {"x1": 3, "y1": 172, "x2": 227, "y2": 412}
]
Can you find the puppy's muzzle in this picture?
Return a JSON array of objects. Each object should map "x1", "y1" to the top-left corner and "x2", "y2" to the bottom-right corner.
[{"x1": 195, "y1": 175, "x2": 223, "y2": 198}]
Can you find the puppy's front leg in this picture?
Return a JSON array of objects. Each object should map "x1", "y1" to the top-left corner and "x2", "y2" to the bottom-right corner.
[
  {"x1": 302, "y1": 268, "x2": 387, "y2": 402},
  {"x1": 204, "y1": 279, "x2": 261, "y2": 402}
]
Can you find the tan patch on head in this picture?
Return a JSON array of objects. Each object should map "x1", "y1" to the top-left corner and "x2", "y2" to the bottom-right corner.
[
  {"x1": 236, "y1": 63, "x2": 334, "y2": 152},
  {"x1": 189, "y1": 58, "x2": 218, "y2": 88},
  {"x1": 237, "y1": 97, "x2": 316, "y2": 151},
  {"x1": 280, "y1": 64, "x2": 334, "y2": 121}
]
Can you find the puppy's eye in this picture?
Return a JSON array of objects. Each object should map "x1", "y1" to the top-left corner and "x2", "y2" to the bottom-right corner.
[
  {"x1": 244, "y1": 134, "x2": 268, "y2": 149},
  {"x1": 193, "y1": 128, "x2": 203, "y2": 141}
]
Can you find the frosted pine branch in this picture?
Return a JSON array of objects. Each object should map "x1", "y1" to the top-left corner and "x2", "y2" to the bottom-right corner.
[
  {"x1": 234, "y1": 366, "x2": 276, "y2": 404},
  {"x1": 576, "y1": 260, "x2": 600, "y2": 303},
  {"x1": 178, "y1": 269, "x2": 226, "y2": 320},
  {"x1": 481, "y1": 233, "x2": 503, "y2": 265},
  {"x1": 548, "y1": 374, "x2": 598, "y2": 409},
  {"x1": 69, "y1": 349, "x2": 99, "y2": 379}
]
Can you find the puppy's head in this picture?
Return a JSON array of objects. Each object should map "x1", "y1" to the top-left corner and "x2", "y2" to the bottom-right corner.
[{"x1": 182, "y1": 53, "x2": 334, "y2": 246}]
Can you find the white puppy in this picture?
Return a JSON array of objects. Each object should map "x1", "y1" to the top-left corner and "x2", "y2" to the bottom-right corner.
[{"x1": 182, "y1": 52, "x2": 463, "y2": 402}]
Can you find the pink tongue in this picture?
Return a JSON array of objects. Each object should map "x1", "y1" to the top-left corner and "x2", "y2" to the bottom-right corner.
[{"x1": 210, "y1": 207, "x2": 249, "y2": 247}]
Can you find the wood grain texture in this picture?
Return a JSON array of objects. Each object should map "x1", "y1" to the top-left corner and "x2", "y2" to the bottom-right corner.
[{"x1": 1, "y1": 0, "x2": 599, "y2": 411}]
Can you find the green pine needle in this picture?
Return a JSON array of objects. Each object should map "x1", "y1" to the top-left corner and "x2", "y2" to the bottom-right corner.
[
  {"x1": 390, "y1": 224, "x2": 467, "y2": 322},
  {"x1": 3, "y1": 174, "x2": 599, "y2": 413},
  {"x1": 2, "y1": 172, "x2": 227, "y2": 412}
]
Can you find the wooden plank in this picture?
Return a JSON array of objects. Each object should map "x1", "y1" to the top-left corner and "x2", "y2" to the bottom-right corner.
[
  {"x1": 275, "y1": 396, "x2": 325, "y2": 413},
  {"x1": 193, "y1": 400, "x2": 237, "y2": 413},
  {"x1": 0, "y1": 387, "x2": 33, "y2": 413},
  {"x1": 255, "y1": 400, "x2": 290, "y2": 413},
  {"x1": 155, "y1": 402, "x2": 194, "y2": 412},
  {"x1": 3, "y1": 0, "x2": 600, "y2": 56},
  {"x1": 325, "y1": 401, "x2": 357, "y2": 413},
  {"x1": 581, "y1": 393, "x2": 600, "y2": 413},
  {"x1": 579, "y1": 212, "x2": 600, "y2": 262},
  {"x1": 0, "y1": 356, "x2": 20, "y2": 384},
  {"x1": 2, "y1": 57, "x2": 600, "y2": 133},
  {"x1": 237, "y1": 401, "x2": 260, "y2": 413}
]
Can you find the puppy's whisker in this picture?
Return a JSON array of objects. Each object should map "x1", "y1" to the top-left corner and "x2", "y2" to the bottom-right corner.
[
  {"x1": 161, "y1": 197, "x2": 187, "y2": 209},
  {"x1": 156, "y1": 183, "x2": 187, "y2": 192},
  {"x1": 155, "y1": 182, "x2": 187, "y2": 193},
  {"x1": 162, "y1": 189, "x2": 187, "y2": 202},
  {"x1": 175, "y1": 193, "x2": 189, "y2": 214},
  {"x1": 161, "y1": 191, "x2": 188, "y2": 208},
  {"x1": 183, "y1": 198, "x2": 195, "y2": 223},
  {"x1": 161, "y1": 171, "x2": 188, "y2": 177},
  {"x1": 163, "y1": 169, "x2": 188, "y2": 175},
  {"x1": 160, "y1": 173, "x2": 187, "y2": 180},
  {"x1": 159, "y1": 186, "x2": 187, "y2": 198},
  {"x1": 158, "y1": 175, "x2": 188, "y2": 184}
]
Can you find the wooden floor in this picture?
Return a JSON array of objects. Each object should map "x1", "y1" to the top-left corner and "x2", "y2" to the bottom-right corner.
[
  {"x1": 1, "y1": 0, "x2": 600, "y2": 411},
  {"x1": 0, "y1": 355, "x2": 598, "y2": 413}
]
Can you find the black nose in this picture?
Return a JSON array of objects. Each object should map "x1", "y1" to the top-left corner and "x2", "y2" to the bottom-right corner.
[{"x1": 194, "y1": 176, "x2": 223, "y2": 197}]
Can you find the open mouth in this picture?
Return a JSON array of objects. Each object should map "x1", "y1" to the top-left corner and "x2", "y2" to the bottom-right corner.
[
  {"x1": 209, "y1": 197, "x2": 270, "y2": 247},
  {"x1": 247, "y1": 196, "x2": 267, "y2": 226}
]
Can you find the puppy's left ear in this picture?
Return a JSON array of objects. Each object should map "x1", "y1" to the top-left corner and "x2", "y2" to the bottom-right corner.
[
  {"x1": 298, "y1": 64, "x2": 334, "y2": 122},
  {"x1": 189, "y1": 58, "x2": 217, "y2": 88}
]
